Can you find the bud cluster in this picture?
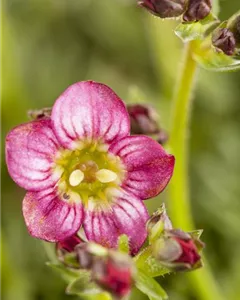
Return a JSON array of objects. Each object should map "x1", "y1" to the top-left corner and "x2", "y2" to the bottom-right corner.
[
  {"x1": 56, "y1": 237, "x2": 135, "y2": 298},
  {"x1": 76, "y1": 243, "x2": 135, "y2": 298},
  {"x1": 212, "y1": 13, "x2": 240, "y2": 56},
  {"x1": 147, "y1": 204, "x2": 204, "y2": 271},
  {"x1": 139, "y1": 0, "x2": 212, "y2": 23},
  {"x1": 127, "y1": 104, "x2": 168, "y2": 145}
]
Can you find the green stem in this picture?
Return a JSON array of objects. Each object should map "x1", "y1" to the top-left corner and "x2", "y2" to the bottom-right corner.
[
  {"x1": 168, "y1": 42, "x2": 224, "y2": 300},
  {"x1": 168, "y1": 42, "x2": 196, "y2": 230}
]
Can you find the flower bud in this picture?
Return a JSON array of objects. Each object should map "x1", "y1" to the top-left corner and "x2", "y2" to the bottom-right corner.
[
  {"x1": 138, "y1": 0, "x2": 187, "y2": 19},
  {"x1": 57, "y1": 235, "x2": 82, "y2": 253},
  {"x1": 28, "y1": 107, "x2": 52, "y2": 120},
  {"x1": 153, "y1": 229, "x2": 204, "y2": 271},
  {"x1": 127, "y1": 104, "x2": 168, "y2": 145},
  {"x1": 92, "y1": 251, "x2": 135, "y2": 298},
  {"x1": 56, "y1": 235, "x2": 82, "y2": 268},
  {"x1": 183, "y1": 0, "x2": 212, "y2": 23},
  {"x1": 147, "y1": 204, "x2": 172, "y2": 243},
  {"x1": 212, "y1": 28, "x2": 236, "y2": 56}
]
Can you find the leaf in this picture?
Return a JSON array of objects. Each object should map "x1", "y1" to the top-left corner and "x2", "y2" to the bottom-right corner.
[
  {"x1": 46, "y1": 262, "x2": 81, "y2": 282},
  {"x1": 117, "y1": 234, "x2": 130, "y2": 254},
  {"x1": 135, "y1": 270, "x2": 168, "y2": 300},
  {"x1": 175, "y1": 13, "x2": 220, "y2": 42}
]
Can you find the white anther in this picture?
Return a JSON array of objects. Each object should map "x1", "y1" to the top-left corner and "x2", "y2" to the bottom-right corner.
[
  {"x1": 69, "y1": 170, "x2": 84, "y2": 186},
  {"x1": 96, "y1": 169, "x2": 117, "y2": 183}
]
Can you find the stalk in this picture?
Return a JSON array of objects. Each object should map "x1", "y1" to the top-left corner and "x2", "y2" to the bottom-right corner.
[{"x1": 168, "y1": 42, "x2": 224, "y2": 300}]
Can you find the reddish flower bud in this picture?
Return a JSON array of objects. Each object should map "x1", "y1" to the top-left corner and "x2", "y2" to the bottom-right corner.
[
  {"x1": 138, "y1": 0, "x2": 187, "y2": 19},
  {"x1": 183, "y1": 0, "x2": 212, "y2": 22},
  {"x1": 212, "y1": 28, "x2": 236, "y2": 56},
  {"x1": 92, "y1": 251, "x2": 135, "y2": 298},
  {"x1": 127, "y1": 104, "x2": 168, "y2": 145},
  {"x1": 153, "y1": 229, "x2": 204, "y2": 271},
  {"x1": 57, "y1": 235, "x2": 82, "y2": 253},
  {"x1": 56, "y1": 235, "x2": 82, "y2": 268}
]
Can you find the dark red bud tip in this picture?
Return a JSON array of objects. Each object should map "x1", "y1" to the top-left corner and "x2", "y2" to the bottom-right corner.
[
  {"x1": 212, "y1": 28, "x2": 236, "y2": 56},
  {"x1": 57, "y1": 235, "x2": 82, "y2": 252},
  {"x1": 153, "y1": 229, "x2": 204, "y2": 271},
  {"x1": 93, "y1": 252, "x2": 134, "y2": 298},
  {"x1": 127, "y1": 104, "x2": 160, "y2": 135},
  {"x1": 173, "y1": 237, "x2": 200, "y2": 265},
  {"x1": 183, "y1": 0, "x2": 212, "y2": 22},
  {"x1": 139, "y1": 0, "x2": 186, "y2": 19}
]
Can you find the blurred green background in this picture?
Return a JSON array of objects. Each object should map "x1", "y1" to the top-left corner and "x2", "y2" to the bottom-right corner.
[{"x1": 2, "y1": 0, "x2": 240, "y2": 299}]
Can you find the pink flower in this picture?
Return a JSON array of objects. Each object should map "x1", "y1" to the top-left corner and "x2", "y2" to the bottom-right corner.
[{"x1": 5, "y1": 81, "x2": 174, "y2": 254}]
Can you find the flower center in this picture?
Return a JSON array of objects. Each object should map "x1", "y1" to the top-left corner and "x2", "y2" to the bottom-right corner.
[{"x1": 53, "y1": 141, "x2": 125, "y2": 210}]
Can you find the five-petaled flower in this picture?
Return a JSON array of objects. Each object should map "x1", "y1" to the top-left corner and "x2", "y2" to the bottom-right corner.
[{"x1": 5, "y1": 81, "x2": 174, "y2": 254}]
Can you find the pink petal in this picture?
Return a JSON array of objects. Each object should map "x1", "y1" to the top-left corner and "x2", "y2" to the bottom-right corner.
[
  {"x1": 51, "y1": 81, "x2": 130, "y2": 148},
  {"x1": 23, "y1": 187, "x2": 83, "y2": 242},
  {"x1": 109, "y1": 135, "x2": 175, "y2": 199},
  {"x1": 6, "y1": 119, "x2": 61, "y2": 191},
  {"x1": 83, "y1": 191, "x2": 149, "y2": 255}
]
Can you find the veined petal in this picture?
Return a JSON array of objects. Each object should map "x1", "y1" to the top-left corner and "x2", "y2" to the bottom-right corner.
[
  {"x1": 23, "y1": 187, "x2": 83, "y2": 242},
  {"x1": 109, "y1": 135, "x2": 175, "y2": 199},
  {"x1": 83, "y1": 191, "x2": 149, "y2": 255},
  {"x1": 51, "y1": 81, "x2": 130, "y2": 148},
  {"x1": 6, "y1": 119, "x2": 60, "y2": 191}
]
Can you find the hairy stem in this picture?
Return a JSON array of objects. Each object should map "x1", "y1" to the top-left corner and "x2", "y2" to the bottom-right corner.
[{"x1": 168, "y1": 42, "x2": 224, "y2": 300}]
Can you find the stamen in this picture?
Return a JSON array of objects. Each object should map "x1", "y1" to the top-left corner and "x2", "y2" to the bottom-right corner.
[
  {"x1": 96, "y1": 169, "x2": 117, "y2": 183},
  {"x1": 69, "y1": 169, "x2": 84, "y2": 186}
]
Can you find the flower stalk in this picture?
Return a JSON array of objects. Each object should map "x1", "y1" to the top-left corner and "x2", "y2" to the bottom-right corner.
[{"x1": 167, "y1": 42, "x2": 224, "y2": 300}]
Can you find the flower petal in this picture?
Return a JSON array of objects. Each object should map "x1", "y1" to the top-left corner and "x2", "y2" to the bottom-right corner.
[
  {"x1": 51, "y1": 81, "x2": 130, "y2": 148},
  {"x1": 23, "y1": 187, "x2": 83, "y2": 242},
  {"x1": 109, "y1": 135, "x2": 175, "y2": 199},
  {"x1": 6, "y1": 119, "x2": 61, "y2": 191},
  {"x1": 83, "y1": 190, "x2": 149, "y2": 255}
]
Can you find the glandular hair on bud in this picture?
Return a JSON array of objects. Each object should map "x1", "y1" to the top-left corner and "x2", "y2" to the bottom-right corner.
[
  {"x1": 212, "y1": 28, "x2": 236, "y2": 56},
  {"x1": 183, "y1": 0, "x2": 212, "y2": 23},
  {"x1": 139, "y1": 0, "x2": 187, "y2": 19}
]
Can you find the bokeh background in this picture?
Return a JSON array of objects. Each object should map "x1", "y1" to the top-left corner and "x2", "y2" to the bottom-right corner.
[{"x1": 2, "y1": 0, "x2": 240, "y2": 299}]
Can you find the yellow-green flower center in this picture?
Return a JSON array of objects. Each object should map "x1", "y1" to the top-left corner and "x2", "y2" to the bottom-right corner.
[{"x1": 53, "y1": 141, "x2": 126, "y2": 210}]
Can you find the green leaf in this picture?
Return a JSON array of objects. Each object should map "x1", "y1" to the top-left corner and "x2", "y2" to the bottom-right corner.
[
  {"x1": 135, "y1": 270, "x2": 168, "y2": 300},
  {"x1": 117, "y1": 234, "x2": 130, "y2": 254},
  {"x1": 175, "y1": 13, "x2": 220, "y2": 42},
  {"x1": 46, "y1": 262, "x2": 81, "y2": 282}
]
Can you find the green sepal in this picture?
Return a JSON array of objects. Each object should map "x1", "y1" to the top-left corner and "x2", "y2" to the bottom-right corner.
[
  {"x1": 62, "y1": 252, "x2": 80, "y2": 268},
  {"x1": 117, "y1": 234, "x2": 130, "y2": 254},
  {"x1": 148, "y1": 221, "x2": 164, "y2": 244},
  {"x1": 193, "y1": 40, "x2": 240, "y2": 72},
  {"x1": 66, "y1": 270, "x2": 111, "y2": 300},
  {"x1": 135, "y1": 270, "x2": 168, "y2": 300},
  {"x1": 188, "y1": 229, "x2": 203, "y2": 239},
  {"x1": 66, "y1": 270, "x2": 94, "y2": 294},
  {"x1": 46, "y1": 262, "x2": 81, "y2": 281},
  {"x1": 134, "y1": 247, "x2": 170, "y2": 278},
  {"x1": 175, "y1": 13, "x2": 220, "y2": 42}
]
